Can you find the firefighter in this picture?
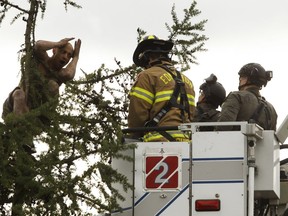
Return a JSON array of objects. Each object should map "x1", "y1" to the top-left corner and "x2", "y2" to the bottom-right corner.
[
  {"x1": 218, "y1": 63, "x2": 277, "y2": 130},
  {"x1": 193, "y1": 73, "x2": 226, "y2": 123},
  {"x1": 128, "y1": 35, "x2": 196, "y2": 142}
]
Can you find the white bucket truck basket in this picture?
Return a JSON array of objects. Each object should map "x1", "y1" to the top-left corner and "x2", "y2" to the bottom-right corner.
[{"x1": 111, "y1": 121, "x2": 280, "y2": 216}]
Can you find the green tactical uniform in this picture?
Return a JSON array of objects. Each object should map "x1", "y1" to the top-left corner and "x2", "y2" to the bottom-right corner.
[
  {"x1": 193, "y1": 103, "x2": 220, "y2": 122},
  {"x1": 218, "y1": 87, "x2": 277, "y2": 130}
]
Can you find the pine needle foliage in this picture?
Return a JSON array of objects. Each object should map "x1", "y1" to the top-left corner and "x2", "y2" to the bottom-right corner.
[
  {"x1": 166, "y1": 1, "x2": 208, "y2": 72},
  {"x1": 0, "y1": 0, "x2": 208, "y2": 215}
]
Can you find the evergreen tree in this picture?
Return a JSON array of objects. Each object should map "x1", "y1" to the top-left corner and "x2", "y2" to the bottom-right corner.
[{"x1": 0, "y1": 0, "x2": 207, "y2": 214}]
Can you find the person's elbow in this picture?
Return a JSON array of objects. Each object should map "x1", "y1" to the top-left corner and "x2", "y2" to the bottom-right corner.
[
  {"x1": 60, "y1": 69, "x2": 75, "y2": 82},
  {"x1": 34, "y1": 40, "x2": 46, "y2": 51}
]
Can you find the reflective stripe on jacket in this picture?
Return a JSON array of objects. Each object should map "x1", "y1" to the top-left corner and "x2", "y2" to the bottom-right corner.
[
  {"x1": 143, "y1": 131, "x2": 190, "y2": 142},
  {"x1": 130, "y1": 87, "x2": 195, "y2": 106}
]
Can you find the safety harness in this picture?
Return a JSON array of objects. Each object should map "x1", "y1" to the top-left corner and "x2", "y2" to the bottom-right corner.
[{"x1": 144, "y1": 64, "x2": 191, "y2": 141}]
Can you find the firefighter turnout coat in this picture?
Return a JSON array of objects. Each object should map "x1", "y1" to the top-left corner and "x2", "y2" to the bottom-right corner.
[{"x1": 128, "y1": 60, "x2": 196, "y2": 141}]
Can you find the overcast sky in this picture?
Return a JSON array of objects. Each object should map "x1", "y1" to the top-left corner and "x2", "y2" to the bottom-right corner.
[{"x1": 1, "y1": 0, "x2": 288, "y2": 152}]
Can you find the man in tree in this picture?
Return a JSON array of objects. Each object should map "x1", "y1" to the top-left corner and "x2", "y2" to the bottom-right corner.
[
  {"x1": 218, "y1": 63, "x2": 277, "y2": 130},
  {"x1": 2, "y1": 37, "x2": 81, "y2": 152},
  {"x1": 128, "y1": 35, "x2": 195, "y2": 142}
]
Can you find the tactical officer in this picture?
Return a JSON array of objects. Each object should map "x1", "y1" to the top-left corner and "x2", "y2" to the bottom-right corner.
[
  {"x1": 193, "y1": 74, "x2": 226, "y2": 123},
  {"x1": 218, "y1": 63, "x2": 277, "y2": 130},
  {"x1": 128, "y1": 35, "x2": 196, "y2": 142}
]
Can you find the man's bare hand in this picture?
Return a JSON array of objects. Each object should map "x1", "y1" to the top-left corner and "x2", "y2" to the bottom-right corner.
[{"x1": 73, "y1": 39, "x2": 81, "y2": 58}]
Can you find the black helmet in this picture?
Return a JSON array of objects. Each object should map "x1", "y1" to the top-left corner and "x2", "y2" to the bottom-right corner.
[
  {"x1": 199, "y1": 74, "x2": 226, "y2": 108},
  {"x1": 238, "y1": 63, "x2": 273, "y2": 87},
  {"x1": 133, "y1": 35, "x2": 174, "y2": 67}
]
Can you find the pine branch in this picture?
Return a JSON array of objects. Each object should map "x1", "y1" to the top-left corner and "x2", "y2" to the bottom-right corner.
[{"x1": 0, "y1": 0, "x2": 29, "y2": 14}]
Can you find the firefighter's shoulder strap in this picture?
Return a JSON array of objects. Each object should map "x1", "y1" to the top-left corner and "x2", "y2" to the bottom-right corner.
[{"x1": 145, "y1": 64, "x2": 191, "y2": 141}]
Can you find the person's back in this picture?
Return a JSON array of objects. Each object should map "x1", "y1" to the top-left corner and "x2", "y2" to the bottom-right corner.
[
  {"x1": 220, "y1": 87, "x2": 277, "y2": 130},
  {"x1": 218, "y1": 63, "x2": 277, "y2": 130},
  {"x1": 128, "y1": 35, "x2": 195, "y2": 142},
  {"x1": 193, "y1": 103, "x2": 220, "y2": 122}
]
